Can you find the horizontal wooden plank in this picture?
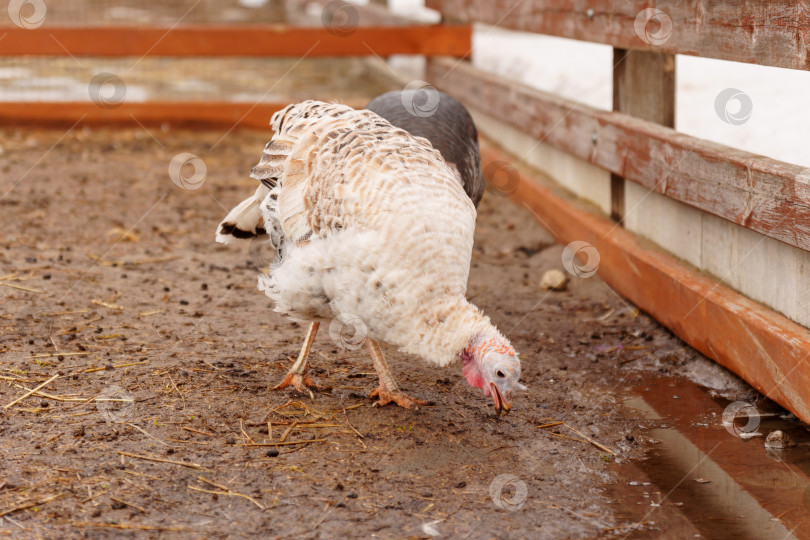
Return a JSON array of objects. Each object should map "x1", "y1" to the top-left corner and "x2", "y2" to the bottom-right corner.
[
  {"x1": 479, "y1": 139, "x2": 810, "y2": 423},
  {"x1": 426, "y1": 0, "x2": 810, "y2": 71},
  {"x1": 0, "y1": 101, "x2": 366, "y2": 129},
  {"x1": 427, "y1": 57, "x2": 810, "y2": 253},
  {"x1": 0, "y1": 25, "x2": 470, "y2": 57},
  {"x1": 0, "y1": 0, "x2": 411, "y2": 28}
]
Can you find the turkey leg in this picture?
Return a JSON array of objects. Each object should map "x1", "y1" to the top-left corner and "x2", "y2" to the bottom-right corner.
[
  {"x1": 273, "y1": 322, "x2": 332, "y2": 398},
  {"x1": 366, "y1": 339, "x2": 428, "y2": 409}
]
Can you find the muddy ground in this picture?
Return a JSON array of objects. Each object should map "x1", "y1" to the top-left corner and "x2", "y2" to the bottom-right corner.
[{"x1": 0, "y1": 126, "x2": 755, "y2": 539}]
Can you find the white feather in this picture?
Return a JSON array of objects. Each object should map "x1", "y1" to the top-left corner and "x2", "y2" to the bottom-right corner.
[{"x1": 215, "y1": 185, "x2": 269, "y2": 244}]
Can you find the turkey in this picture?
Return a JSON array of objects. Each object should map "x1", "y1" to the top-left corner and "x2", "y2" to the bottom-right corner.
[
  {"x1": 365, "y1": 89, "x2": 484, "y2": 207},
  {"x1": 216, "y1": 100, "x2": 524, "y2": 413}
]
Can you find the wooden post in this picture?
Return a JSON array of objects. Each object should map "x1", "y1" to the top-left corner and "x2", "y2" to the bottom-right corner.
[{"x1": 611, "y1": 49, "x2": 675, "y2": 223}]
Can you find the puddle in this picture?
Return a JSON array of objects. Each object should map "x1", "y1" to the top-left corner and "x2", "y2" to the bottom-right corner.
[{"x1": 609, "y1": 376, "x2": 810, "y2": 538}]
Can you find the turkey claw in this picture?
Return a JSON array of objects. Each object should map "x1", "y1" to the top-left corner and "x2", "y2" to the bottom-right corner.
[
  {"x1": 273, "y1": 373, "x2": 331, "y2": 399},
  {"x1": 369, "y1": 387, "x2": 428, "y2": 409}
]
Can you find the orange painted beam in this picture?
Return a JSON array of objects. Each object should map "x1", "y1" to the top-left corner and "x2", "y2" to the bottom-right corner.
[
  {"x1": 0, "y1": 101, "x2": 367, "y2": 129},
  {"x1": 0, "y1": 25, "x2": 471, "y2": 57},
  {"x1": 480, "y1": 139, "x2": 810, "y2": 424}
]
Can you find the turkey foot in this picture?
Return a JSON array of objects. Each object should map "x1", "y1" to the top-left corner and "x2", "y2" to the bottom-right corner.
[
  {"x1": 366, "y1": 339, "x2": 428, "y2": 409},
  {"x1": 274, "y1": 372, "x2": 332, "y2": 397},
  {"x1": 369, "y1": 386, "x2": 428, "y2": 409},
  {"x1": 273, "y1": 321, "x2": 331, "y2": 399}
]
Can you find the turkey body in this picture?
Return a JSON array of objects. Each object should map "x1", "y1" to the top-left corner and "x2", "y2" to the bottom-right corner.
[
  {"x1": 254, "y1": 100, "x2": 483, "y2": 366},
  {"x1": 216, "y1": 100, "x2": 523, "y2": 412}
]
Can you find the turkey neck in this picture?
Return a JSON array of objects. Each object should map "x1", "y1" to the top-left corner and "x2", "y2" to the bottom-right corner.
[{"x1": 390, "y1": 296, "x2": 495, "y2": 368}]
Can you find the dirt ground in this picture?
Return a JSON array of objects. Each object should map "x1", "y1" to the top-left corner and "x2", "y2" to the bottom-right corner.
[{"x1": 0, "y1": 126, "x2": 730, "y2": 539}]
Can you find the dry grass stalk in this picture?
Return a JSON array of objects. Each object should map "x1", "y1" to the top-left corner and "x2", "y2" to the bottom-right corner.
[
  {"x1": 182, "y1": 426, "x2": 215, "y2": 437},
  {"x1": 0, "y1": 282, "x2": 44, "y2": 293},
  {"x1": 4, "y1": 374, "x2": 59, "y2": 409},
  {"x1": 343, "y1": 403, "x2": 364, "y2": 411},
  {"x1": 168, "y1": 375, "x2": 185, "y2": 410},
  {"x1": 85, "y1": 361, "x2": 141, "y2": 373},
  {"x1": 24, "y1": 352, "x2": 88, "y2": 359},
  {"x1": 12, "y1": 384, "x2": 83, "y2": 402},
  {"x1": 188, "y1": 484, "x2": 265, "y2": 510},
  {"x1": 128, "y1": 423, "x2": 171, "y2": 448},
  {"x1": 110, "y1": 497, "x2": 146, "y2": 513},
  {"x1": 0, "y1": 493, "x2": 63, "y2": 518},
  {"x1": 79, "y1": 489, "x2": 110, "y2": 504},
  {"x1": 342, "y1": 407, "x2": 366, "y2": 449},
  {"x1": 71, "y1": 522, "x2": 191, "y2": 532},
  {"x1": 240, "y1": 419, "x2": 255, "y2": 445},
  {"x1": 91, "y1": 299, "x2": 123, "y2": 310},
  {"x1": 279, "y1": 421, "x2": 298, "y2": 443},
  {"x1": 548, "y1": 432, "x2": 591, "y2": 444},
  {"x1": 117, "y1": 451, "x2": 205, "y2": 470},
  {"x1": 193, "y1": 476, "x2": 265, "y2": 509},
  {"x1": 564, "y1": 424, "x2": 616, "y2": 455},
  {"x1": 235, "y1": 439, "x2": 327, "y2": 447}
]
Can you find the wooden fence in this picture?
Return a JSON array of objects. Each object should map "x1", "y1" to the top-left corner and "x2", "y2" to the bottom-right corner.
[{"x1": 425, "y1": 0, "x2": 810, "y2": 423}]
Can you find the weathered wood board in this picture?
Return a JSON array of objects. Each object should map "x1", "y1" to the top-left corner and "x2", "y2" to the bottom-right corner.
[{"x1": 426, "y1": 0, "x2": 810, "y2": 71}]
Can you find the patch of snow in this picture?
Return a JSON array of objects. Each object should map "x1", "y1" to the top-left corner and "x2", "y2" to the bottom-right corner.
[
  {"x1": 170, "y1": 79, "x2": 219, "y2": 94},
  {"x1": 474, "y1": 26, "x2": 612, "y2": 111},
  {"x1": 103, "y1": 7, "x2": 152, "y2": 22},
  {"x1": 11, "y1": 77, "x2": 82, "y2": 88},
  {"x1": 677, "y1": 55, "x2": 810, "y2": 167},
  {"x1": 0, "y1": 68, "x2": 33, "y2": 79}
]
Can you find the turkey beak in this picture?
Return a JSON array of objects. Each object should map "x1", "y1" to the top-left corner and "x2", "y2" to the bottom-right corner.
[{"x1": 490, "y1": 382, "x2": 511, "y2": 416}]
